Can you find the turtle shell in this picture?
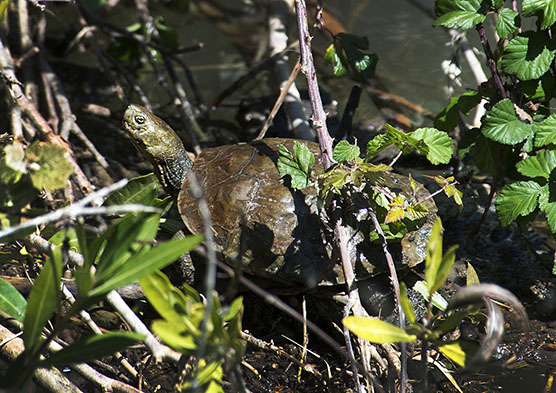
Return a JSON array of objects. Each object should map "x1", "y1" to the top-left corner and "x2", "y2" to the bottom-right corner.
[{"x1": 177, "y1": 138, "x2": 437, "y2": 287}]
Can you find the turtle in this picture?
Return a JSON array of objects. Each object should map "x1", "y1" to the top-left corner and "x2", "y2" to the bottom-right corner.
[{"x1": 122, "y1": 104, "x2": 437, "y2": 288}]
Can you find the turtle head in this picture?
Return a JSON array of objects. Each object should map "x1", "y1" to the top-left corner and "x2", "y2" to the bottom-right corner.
[{"x1": 123, "y1": 104, "x2": 193, "y2": 194}]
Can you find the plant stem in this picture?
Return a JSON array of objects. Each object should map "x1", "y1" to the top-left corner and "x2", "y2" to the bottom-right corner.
[{"x1": 476, "y1": 23, "x2": 507, "y2": 100}]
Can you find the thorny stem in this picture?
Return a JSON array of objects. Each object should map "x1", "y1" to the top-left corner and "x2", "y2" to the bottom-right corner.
[{"x1": 294, "y1": 0, "x2": 334, "y2": 169}]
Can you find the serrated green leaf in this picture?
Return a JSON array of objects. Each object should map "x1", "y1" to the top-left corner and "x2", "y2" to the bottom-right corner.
[
  {"x1": 0, "y1": 277, "x2": 26, "y2": 322},
  {"x1": 516, "y1": 149, "x2": 556, "y2": 179},
  {"x1": 343, "y1": 316, "x2": 417, "y2": 344},
  {"x1": 89, "y1": 234, "x2": 203, "y2": 297},
  {"x1": 438, "y1": 340, "x2": 478, "y2": 367},
  {"x1": 495, "y1": 180, "x2": 542, "y2": 226},
  {"x1": 411, "y1": 128, "x2": 453, "y2": 165},
  {"x1": 277, "y1": 143, "x2": 314, "y2": 189},
  {"x1": 539, "y1": 178, "x2": 556, "y2": 233},
  {"x1": 523, "y1": 0, "x2": 556, "y2": 29},
  {"x1": 499, "y1": 32, "x2": 556, "y2": 80},
  {"x1": 496, "y1": 8, "x2": 519, "y2": 38},
  {"x1": 481, "y1": 99, "x2": 531, "y2": 144},
  {"x1": 435, "y1": 91, "x2": 482, "y2": 132},
  {"x1": 434, "y1": 0, "x2": 483, "y2": 15},
  {"x1": 40, "y1": 331, "x2": 145, "y2": 367},
  {"x1": 534, "y1": 113, "x2": 556, "y2": 147},
  {"x1": 522, "y1": 73, "x2": 556, "y2": 101},
  {"x1": 400, "y1": 282, "x2": 416, "y2": 324},
  {"x1": 25, "y1": 141, "x2": 73, "y2": 191},
  {"x1": 433, "y1": 10, "x2": 486, "y2": 29},
  {"x1": 23, "y1": 250, "x2": 62, "y2": 352},
  {"x1": 333, "y1": 140, "x2": 360, "y2": 162}
]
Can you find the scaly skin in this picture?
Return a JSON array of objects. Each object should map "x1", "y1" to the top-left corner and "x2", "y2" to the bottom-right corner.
[{"x1": 122, "y1": 104, "x2": 192, "y2": 193}]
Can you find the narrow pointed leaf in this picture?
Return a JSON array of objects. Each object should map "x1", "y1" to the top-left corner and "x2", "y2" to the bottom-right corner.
[
  {"x1": 23, "y1": 251, "x2": 62, "y2": 351},
  {"x1": 0, "y1": 277, "x2": 26, "y2": 322},
  {"x1": 343, "y1": 316, "x2": 417, "y2": 344},
  {"x1": 90, "y1": 235, "x2": 203, "y2": 297},
  {"x1": 400, "y1": 283, "x2": 416, "y2": 324}
]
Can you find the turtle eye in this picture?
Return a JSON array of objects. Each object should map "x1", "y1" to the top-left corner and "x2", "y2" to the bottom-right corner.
[{"x1": 135, "y1": 115, "x2": 145, "y2": 125}]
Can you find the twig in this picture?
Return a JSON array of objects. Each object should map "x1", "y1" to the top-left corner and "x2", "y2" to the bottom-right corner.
[
  {"x1": 294, "y1": 0, "x2": 334, "y2": 168},
  {"x1": 367, "y1": 205, "x2": 407, "y2": 393},
  {"x1": 255, "y1": 59, "x2": 302, "y2": 140},
  {"x1": 0, "y1": 181, "x2": 164, "y2": 240}
]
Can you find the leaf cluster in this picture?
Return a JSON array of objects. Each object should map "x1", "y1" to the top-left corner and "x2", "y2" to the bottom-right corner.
[
  {"x1": 0, "y1": 178, "x2": 202, "y2": 388},
  {"x1": 433, "y1": 0, "x2": 556, "y2": 236},
  {"x1": 140, "y1": 271, "x2": 244, "y2": 392}
]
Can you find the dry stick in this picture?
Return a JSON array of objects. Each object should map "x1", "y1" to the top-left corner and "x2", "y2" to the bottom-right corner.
[
  {"x1": 0, "y1": 322, "x2": 84, "y2": 393},
  {"x1": 0, "y1": 38, "x2": 93, "y2": 194},
  {"x1": 268, "y1": 0, "x2": 314, "y2": 140},
  {"x1": 60, "y1": 285, "x2": 141, "y2": 382},
  {"x1": 368, "y1": 205, "x2": 407, "y2": 393},
  {"x1": 255, "y1": 59, "x2": 302, "y2": 140}
]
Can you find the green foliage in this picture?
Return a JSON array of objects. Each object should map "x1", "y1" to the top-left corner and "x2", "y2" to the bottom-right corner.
[
  {"x1": 140, "y1": 270, "x2": 244, "y2": 392},
  {"x1": 343, "y1": 217, "x2": 513, "y2": 370},
  {"x1": 277, "y1": 141, "x2": 315, "y2": 189},
  {"x1": 0, "y1": 277, "x2": 26, "y2": 322},
  {"x1": 3, "y1": 179, "x2": 202, "y2": 388},
  {"x1": 434, "y1": 0, "x2": 556, "y2": 236},
  {"x1": 324, "y1": 33, "x2": 378, "y2": 79}
]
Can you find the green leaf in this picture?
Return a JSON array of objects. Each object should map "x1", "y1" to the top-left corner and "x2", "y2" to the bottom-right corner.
[
  {"x1": 522, "y1": 73, "x2": 556, "y2": 101},
  {"x1": 339, "y1": 33, "x2": 378, "y2": 79},
  {"x1": 23, "y1": 250, "x2": 62, "y2": 352},
  {"x1": 104, "y1": 174, "x2": 160, "y2": 206},
  {"x1": 0, "y1": 0, "x2": 9, "y2": 21},
  {"x1": 40, "y1": 332, "x2": 145, "y2": 367},
  {"x1": 89, "y1": 234, "x2": 203, "y2": 297},
  {"x1": 333, "y1": 140, "x2": 360, "y2": 162},
  {"x1": 343, "y1": 316, "x2": 417, "y2": 344},
  {"x1": 434, "y1": 91, "x2": 482, "y2": 132},
  {"x1": 481, "y1": 99, "x2": 531, "y2": 144},
  {"x1": 495, "y1": 180, "x2": 542, "y2": 226},
  {"x1": 433, "y1": 10, "x2": 486, "y2": 29},
  {"x1": 140, "y1": 270, "x2": 199, "y2": 324},
  {"x1": 410, "y1": 128, "x2": 453, "y2": 165},
  {"x1": 496, "y1": 8, "x2": 519, "y2": 38},
  {"x1": 25, "y1": 141, "x2": 74, "y2": 191},
  {"x1": 434, "y1": 0, "x2": 483, "y2": 15},
  {"x1": 516, "y1": 149, "x2": 556, "y2": 179},
  {"x1": 539, "y1": 180, "x2": 556, "y2": 233},
  {"x1": 499, "y1": 32, "x2": 556, "y2": 80},
  {"x1": 523, "y1": 0, "x2": 556, "y2": 29},
  {"x1": 431, "y1": 245, "x2": 458, "y2": 295},
  {"x1": 400, "y1": 282, "x2": 416, "y2": 324},
  {"x1": 467, "y1": 262, "x2": 480, "y2": 286},
  {"x1": 534, "y1": 113, "x2": 556, "y2": 147},
  {"x1": 324, "y1": 44, "x2": 348, "y2": 77},
  {"x1": 4, "y1": 141, "x2": 27, "y2": 175},
  {"x1": 0, "y1": 277, "x2": 26, "y2": 322},
  {"x1": 438, "y1": 340, "x2": 478, "y2": 367},
  {"x1": 151, "y1": 319, "x2": 197, "y2": 351},
  {"x1": 277, "y1": 142, "x2": 314, "y2": 189},
  {"x1": 425, "y1": 218, "x2": 443, "y2": 295}
]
